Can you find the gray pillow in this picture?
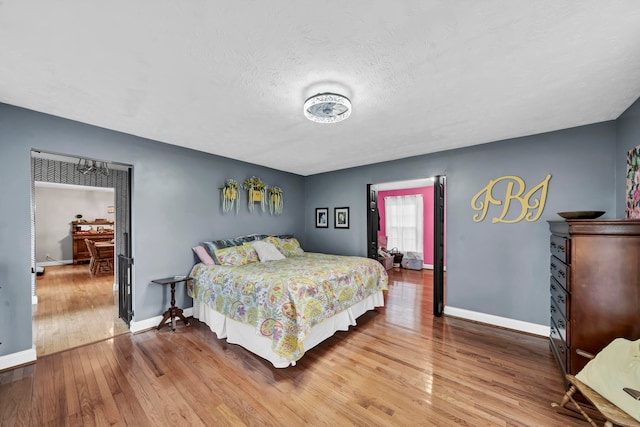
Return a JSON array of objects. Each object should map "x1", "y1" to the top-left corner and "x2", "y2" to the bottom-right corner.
[{"x1": 201, "y1": 234, "x2": 268, "y2": 264}]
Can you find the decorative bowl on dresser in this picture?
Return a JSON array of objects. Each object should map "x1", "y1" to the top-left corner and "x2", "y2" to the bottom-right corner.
[
  {"x1": 548, "y1": 219, "x2": 640, "y2": 388},
  {"x1": 556, "y1": 211, "x2": 606, "y2": 220}
]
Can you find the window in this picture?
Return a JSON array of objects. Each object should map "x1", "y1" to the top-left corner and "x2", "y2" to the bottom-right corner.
[{"x1": 385, "y1": 195, "x2": 423, "y2": 254}]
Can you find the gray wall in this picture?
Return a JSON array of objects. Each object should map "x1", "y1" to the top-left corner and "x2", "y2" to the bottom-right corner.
[
  {"x1": 0, "y1": 103, "x2": 305, "y2": 356},
  {"x1": 616, "y1": 97, "x2": 640, "y2": 217},
  {"x1": 2, "y1": 95, "x2": 639, "y2": 359},
  {"x1": 305, "y1": 121, "x2": 617, "y2": 325}
]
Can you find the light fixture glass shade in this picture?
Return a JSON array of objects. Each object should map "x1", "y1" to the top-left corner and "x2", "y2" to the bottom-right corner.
[
  {"x1": 77, "y1": 158, "x2": 109, "y2": 176},
  {"x1": 304, "y1": 93, "x2": 351, "y2": 123}
]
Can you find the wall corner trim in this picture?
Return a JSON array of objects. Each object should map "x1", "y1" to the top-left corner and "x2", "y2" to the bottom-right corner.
[
  {"x1": 0, "y1": 347, "x2": 37, "y2": 371},
  {"x1": 443, "y1": 306, "x2": 549, "y2": 337}
]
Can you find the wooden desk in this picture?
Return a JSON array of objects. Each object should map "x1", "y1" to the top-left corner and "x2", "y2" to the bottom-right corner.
[{"x1": 151, "y1": 277, "x2": 192, "y2": 332}]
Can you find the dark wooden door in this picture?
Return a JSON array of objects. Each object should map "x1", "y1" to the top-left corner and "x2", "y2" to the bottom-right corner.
[
  {"x1": 433, "y1": 175, "x2": 445, "y2": 317},
  {"x1": 366, "y1": 184, "x2": 379, "y2": 260},
  {"x1": 117, "y1": 168, "x2": 134, "y2": 325}
]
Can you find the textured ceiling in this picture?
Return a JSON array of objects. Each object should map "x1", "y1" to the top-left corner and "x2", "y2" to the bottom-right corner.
[{"x1": 2, "y1": 2, "x2": 640, "y2": 176}]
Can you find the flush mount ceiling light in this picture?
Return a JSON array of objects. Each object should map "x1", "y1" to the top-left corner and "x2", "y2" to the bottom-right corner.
[{"x1": 304, "y1": 93, "x2": 351, "y2": 123}]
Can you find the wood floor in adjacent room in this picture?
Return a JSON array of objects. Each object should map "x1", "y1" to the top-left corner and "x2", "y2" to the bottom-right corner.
[
  {"x1": 4, "y1": 268, "x2": 592, "y2": 426},
  {"x1": 33, "y1": 264, "x2": 129, "y2": 356}
]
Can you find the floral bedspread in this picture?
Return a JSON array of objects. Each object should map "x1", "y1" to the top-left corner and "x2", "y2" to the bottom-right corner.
[{"x1": 187, "y1": 253, "x2": 388, "y2": 362}]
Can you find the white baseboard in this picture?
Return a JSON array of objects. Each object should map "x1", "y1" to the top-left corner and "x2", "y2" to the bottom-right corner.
[
  {"x1": 130, "y1": 307, "x2": 194, "y2": 334},
  {"x1": 37, "y1": 260, "x2": 73, "y2": 267},
  {"x1": 444, "y1": 306, "x2": 549, "y2": 337},
  {"x1": 0, "y1": 347, "x2": 37, "y2": 371},
  {"x1": 420, "y1": 264, "x2": 447, "y2": 271}
]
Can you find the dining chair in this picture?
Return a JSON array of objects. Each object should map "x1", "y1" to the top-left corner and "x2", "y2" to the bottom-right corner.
[{"x1": 84, "y1": 239, "x2": 112, "y2": 276}]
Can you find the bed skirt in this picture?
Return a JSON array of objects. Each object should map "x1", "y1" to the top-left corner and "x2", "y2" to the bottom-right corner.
[{"x1": 192, "y1": 290, "x2": 385, "y2": 368}]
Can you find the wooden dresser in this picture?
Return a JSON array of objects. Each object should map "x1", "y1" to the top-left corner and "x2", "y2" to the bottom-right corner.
[
  {"x1": 72, "y1": 220, "x2": 114, "y2": 264},
  {"x1": 548, "y1": 219, "x2": 640, "y2": 381}
]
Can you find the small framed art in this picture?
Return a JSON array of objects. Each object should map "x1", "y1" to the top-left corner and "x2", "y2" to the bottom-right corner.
[
  {"x1": 334, "y1": 207, "x2": 349, "y2": 229},
  {"x1": 315, "y1": 208, "x2": 329, "y2": 228}
]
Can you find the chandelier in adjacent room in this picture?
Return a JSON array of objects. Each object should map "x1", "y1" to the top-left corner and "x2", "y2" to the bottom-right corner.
[{"x1": 77, "y1": 158, "x2": 109, "y2": 176}]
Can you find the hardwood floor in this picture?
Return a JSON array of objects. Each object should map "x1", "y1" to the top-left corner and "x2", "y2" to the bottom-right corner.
[
  {"x1": 32, "y1": 264, "x2": 129, "y2": 356},
  {"x1": 3, "y1": 267, "x2": 595, "y2": 426}
]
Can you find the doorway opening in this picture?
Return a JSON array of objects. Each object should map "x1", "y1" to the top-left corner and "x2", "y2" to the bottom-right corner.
[
  {"x1": 367, "y1": 176, "x2": 446, "y2": 316},
  {"x1": 30, "y1": 151, "x2": 133, "y2": 356}
]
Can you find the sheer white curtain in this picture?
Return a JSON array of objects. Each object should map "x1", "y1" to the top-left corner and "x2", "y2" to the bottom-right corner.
[{"x1": 384, "y1": 195, "x2": 423, "y2": 254}]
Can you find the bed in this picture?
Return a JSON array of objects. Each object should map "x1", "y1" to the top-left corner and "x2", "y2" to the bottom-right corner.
[{"x1": 188, "y1": 235, "x2": 388, "y2": 368}]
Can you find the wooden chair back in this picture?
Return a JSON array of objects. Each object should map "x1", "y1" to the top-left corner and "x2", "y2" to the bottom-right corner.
[
  {"x1": 84, "y1": 238, "x2": 112, "y2": 276},
  {"x1": 85, "y1": 238, "x2": 97, "y2": 258}
]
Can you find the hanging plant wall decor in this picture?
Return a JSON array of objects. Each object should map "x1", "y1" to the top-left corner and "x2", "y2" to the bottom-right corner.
[
  {"x1": 243, "y1": 176, "x2": 267, "y2": 212},
  {"x1": 221, "y1": 179, "x2": 240, "y2": 213},
  {"x1": 268, "y1": 186, "x2": 283, "y2": 215}
]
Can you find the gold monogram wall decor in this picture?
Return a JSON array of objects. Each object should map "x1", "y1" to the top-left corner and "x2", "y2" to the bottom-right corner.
[{"x1": 471, "y1": 174, "x2": 551, "y2": 223}]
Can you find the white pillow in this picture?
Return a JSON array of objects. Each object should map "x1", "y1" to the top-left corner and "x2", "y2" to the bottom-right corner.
[{"x1": 252, "y1": 241, "x2": 285, "y2": 262}]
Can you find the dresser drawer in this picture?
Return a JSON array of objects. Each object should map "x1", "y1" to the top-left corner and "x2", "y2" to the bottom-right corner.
[
  {"x1": 550, "y1": 318, "x2": 568, "y2": 372},
  {"x1": 550, "y1": 235, "x2": 570, "y2": 264},
  {"x1": 551, "y1": 297, "x2": 569, "y2": 342},
  {"x1": 550, "y1": 276, "x2": 569, "y2": 320},
  {"x1": 550, "y1": 256, "x2": 569, "y2": 291}
]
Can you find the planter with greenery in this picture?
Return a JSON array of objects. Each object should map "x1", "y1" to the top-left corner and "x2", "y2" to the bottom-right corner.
[
  {"x1": 268, "y1": 186, "x2": 283, "y2": 215},
  {"x1": 221, "y1": 179, "x2": 240, "y2": 213},
  {"x1": 243, "y1": 176, "x2": 267, "y2": 212}
]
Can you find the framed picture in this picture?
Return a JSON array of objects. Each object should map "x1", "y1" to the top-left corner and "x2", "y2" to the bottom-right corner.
[
  {"x1": 334, "y1": 207, "x2": 349, "y2": 229},
  {"x1": 627, "y1": 144, "x2": 640, "y2": 218},
  {"x1": 315, "y1": 208, "x2": 329, "y2": 228}
]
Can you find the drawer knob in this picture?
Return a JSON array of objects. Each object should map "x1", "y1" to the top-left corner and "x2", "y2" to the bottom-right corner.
[
  {"x1": 558, "y1": 319, "x2": 565, "y2": 327},
  {"x1": 558, "y1": 245, "x2": 565, "y2": 253},
  {"x1": 558, "y1": 270, "x2": 566, "y2": 278},
  {"x1": 558, "y1": 295, "x2": 565, "y2": 303}
]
